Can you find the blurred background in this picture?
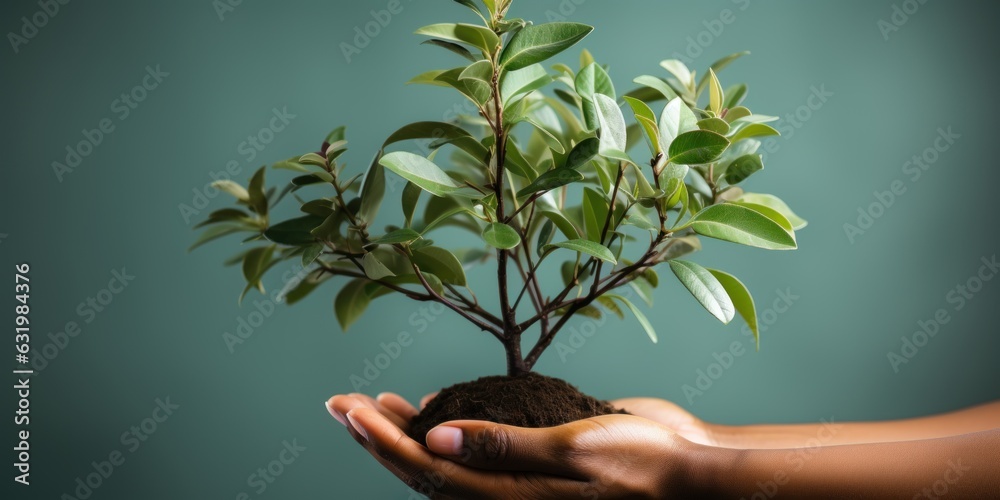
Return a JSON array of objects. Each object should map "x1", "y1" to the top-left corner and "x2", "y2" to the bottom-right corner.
[{"x1": 3, "y1": 0, "x2": 999, "y2": 498}]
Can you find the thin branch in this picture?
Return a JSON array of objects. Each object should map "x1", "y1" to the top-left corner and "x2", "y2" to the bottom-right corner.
[{"x1": 410, "y1": 262, "x2": 505, "y2": 341}]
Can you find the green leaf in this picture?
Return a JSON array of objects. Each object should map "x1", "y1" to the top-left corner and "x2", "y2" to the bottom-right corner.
[
  {"x1": 263, "y1": 215, "x2": 325, "y2": 246},
  {"x1": 358, "y1": 152, "x2": 385, "y2": 222},
  {"x1": 606, "y1": 294, "x2": 657, "y2": 343},
  {"x1": 283, "y1": 270, "x2": 329, "y2": 305},
  {"x1": 538, "y1": 210, "x2": 582, "y2": 240},
  {"x1": 660, "y1": 59, "x2": 694, "y2": 90},
  {"x1": 194, "y1": 208, "x2": 251, "y2": 229},
  {"x1": 524, "y1": 117, "x2": 567, "y2": 154},
  {"x1": 684, "y1": 204, "x2": 797, "y2": 250},
  {"x1": 582, "y1": 187, "x2": 609, "y2": 243},
  {"x1": 499, "y1": 22, "x2": 594, "y2": 71},
  {"x1": 632, "y1": 75, "x2": 678, "y2": 101},
  {"x1": 593, "y1": 94, "x2": 628, "y2": 159},
  {"x1": 724, "y1": 106, "x2": 752, "y2": 123},
  {"x1": 659, "y1": 97, "x2": 699, "y2": 151},
  {"x1": 662, "y1": 235, "x2": 702, "y2": 260},
  {"x1": 708, "y1": 269, "x2": 759, "y2": 348},
  {"x1": 516, "y1": 168, "x2": 584, "y2": 198},
  {"x1": 189, "y1": 224, "x2": 248, "y2": 252},
  {"x1": 365, "y1": 228, "x2": 422, "y2": 247},
  {"x1": 537, "y1": 220, "x2": 555, "y2": 254},
  {"x1": 361, "y1": 253, "x2": 396, "y2": 280},
  {"x1": 421, "y1": 39, "x2": 477, "y2": 62},
  {"x1": 379, "y1": 152, "x2": 462, "y2": 197},
  {"x1": 544, "y1": 239, "x2": 617, "y2": 264},
  {"x1": 730, "y1": 123, "x2": 780, "y2": 144},
  {"x1": 668, "y1": 130, "x2": 730, "y2": 165},
  {"x1": 438, "y1": 66, "x2": 491, "y2": 105},
  {"x1": 668, "y1": 260, "x2": 735, "y2": 324},
  {"x1": 696, "y1": 51, "x2": 750, "y2": 97},
  {"x1": 459, "y1": 59, "x2": 494, "y2": 90},
  {"x1": 723, "y1": 154, "x2": 764, "y2": 185},
  {"x1": 731, "y1": 202, "x2": 793, "y2": 232},
  {"x1": 212, "y1": 180, "x2": 249, "y2": 202},
  {"x1": 707, "y1": 69, "x2": 724, "y2": 114},
  {"x1": 501, "y1": 64, "x2": 552, "y2": 102},
  {"x1": 724, "y1": 84, "x2": 748, "y2": 109},
  {"x1": 408, "y1": 69, "x2": 450, "y2": 86},
  {"x1": 415, "y1": 23, "x2": 500, "y2": 55},
  {"x1": 482, "y1": 222, "x2": 521, "y2": 249},
  {"x1": 624, "y1": 96, "x2": 662, "y2": 155},
  {"x1": 575, "y1": 62, "x2": 616, "y2": 101},
  {"x1": 597, "y1": 295, "x2": 625, "y2": 319},
  {"x1": 738, "y1": 193, "x2": 807, "y2": 230},
  {"x1": 412, "y1": 246, "x2": 467, "y2": 286},
  {"x1": 401, "y1": 182, "x2": 422, "y2": 227},
  {"x1": 564, "y1": 137, "x2": 600, "y2": 171},
  {"x1": 301, "y1": 244, "x2": 323, "y2": 267},
  {"x1": 335, "y1": 279, "x2": 370, "y2": 331},
  {"x1": 242, "y1": 245, "x2": 275, "y2": 292},
  {"x1": 698, "y1": 117, "x2": 730, "y2": 136}
]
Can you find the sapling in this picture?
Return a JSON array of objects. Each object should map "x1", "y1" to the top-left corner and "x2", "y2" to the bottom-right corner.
[{"x1": 193, "y1": 0, "x2": 805, "y2": 440}]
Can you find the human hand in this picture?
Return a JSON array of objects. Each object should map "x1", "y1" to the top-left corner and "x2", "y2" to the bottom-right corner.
[
  {"x1": 610, "y1": 397, "x2": 717, "y2": 446},
  {"x1": 326, "y1": 392, "x2": 713, "y2": 499}
]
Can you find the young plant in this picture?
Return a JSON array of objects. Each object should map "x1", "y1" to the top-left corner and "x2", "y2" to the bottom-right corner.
[{"x1": 193, "y1": 0, "x2": 805, "y2": 378}]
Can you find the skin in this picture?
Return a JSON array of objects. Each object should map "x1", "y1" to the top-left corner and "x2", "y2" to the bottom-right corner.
[{"x1": 326, "y1": 393, "x2": 1000, "y2": 499}]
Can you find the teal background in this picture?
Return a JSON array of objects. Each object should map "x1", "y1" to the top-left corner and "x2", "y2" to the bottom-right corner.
[{"x1": 3, "y1": 0, "x2": 999, "y2": 498}]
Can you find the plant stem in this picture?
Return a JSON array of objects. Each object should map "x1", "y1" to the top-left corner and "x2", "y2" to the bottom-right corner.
[{"x1": 489, "y1": 54, "x2": 527, "y2": 376}]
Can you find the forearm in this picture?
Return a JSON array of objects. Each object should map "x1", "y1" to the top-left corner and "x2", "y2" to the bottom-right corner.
[
  {"x1": 707, "y1": 401, "x2": 1000, "y2": 449},
  {"x1": 684, "y1": 429, "x2": 1000, "y2": 499}
]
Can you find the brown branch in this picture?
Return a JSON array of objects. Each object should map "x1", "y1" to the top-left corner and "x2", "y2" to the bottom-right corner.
[{"x1": 410, "y1": 262, "x2": 504, "y2": 341}]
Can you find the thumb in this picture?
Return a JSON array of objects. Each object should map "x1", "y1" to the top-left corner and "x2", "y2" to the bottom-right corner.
[{"x1": 424, "y1": 420, "x2": 572, "y2": 475}]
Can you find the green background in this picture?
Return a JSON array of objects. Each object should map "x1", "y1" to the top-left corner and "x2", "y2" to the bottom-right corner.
[{"x1": 3, "y1": 0, "x2": 999, "y2": 498}]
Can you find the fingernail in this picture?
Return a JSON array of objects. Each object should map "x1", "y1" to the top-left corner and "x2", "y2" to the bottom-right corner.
[
  {"x1": 325, "y1": 402, "x2": 347, "y2": 427},
  {"x1": 346, "y1": 411, "x2": 369, "y2": 441},
  {"x1": 426, "y1": 426, "x2": 463, "y2": 456}
]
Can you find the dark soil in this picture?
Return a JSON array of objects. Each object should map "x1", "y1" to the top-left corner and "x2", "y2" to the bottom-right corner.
[{"x1": 408, "y1": 372, "x2": 626, "y2": 446}]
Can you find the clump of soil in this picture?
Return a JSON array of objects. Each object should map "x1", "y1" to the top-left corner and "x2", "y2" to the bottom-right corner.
[{"x1": 408, "y1": 372, "x2": 626, "y2": 446}]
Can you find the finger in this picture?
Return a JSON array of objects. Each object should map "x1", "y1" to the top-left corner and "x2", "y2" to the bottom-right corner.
[
  {"x1": 347, "y1": 409, "x2": 586, "y2": 500},
  {"x1": 376, "y1": 392, "x2": 419, "y2": 421},
  {"x1": 344, "y1": 407, "x2": 482, "y2": 498},
  {"x1": 420, "y1": 392, "x2": 439, "y2": 410},
  {"x1": 424, "y1": 420, "x2": 580, "y2": 478},
  {"x1": 348, "y1": 393, "x2": 410, "y2": 430}
]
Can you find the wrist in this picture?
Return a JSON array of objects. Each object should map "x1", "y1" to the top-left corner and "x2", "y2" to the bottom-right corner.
[{"x1": 656, "y1": 435, "x2": 740, "y2": 498}]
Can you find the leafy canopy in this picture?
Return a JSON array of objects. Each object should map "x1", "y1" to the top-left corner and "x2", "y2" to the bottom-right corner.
[{"x1": 193, "y1": 0, "x2": 804, "y2": 373}]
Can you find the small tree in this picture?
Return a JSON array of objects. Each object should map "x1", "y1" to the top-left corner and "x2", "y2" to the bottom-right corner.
[{"x1": 193, "y1": 0, "x2": 805, "y2": 377}]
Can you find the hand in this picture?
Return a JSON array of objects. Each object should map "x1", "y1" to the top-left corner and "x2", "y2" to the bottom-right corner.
[
  {"x1": 326, "y1": 392, "x2": 709, "y2": 499},
  {"x1": 611, "y1": 397, "x2": 717, "y2": 446}
]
